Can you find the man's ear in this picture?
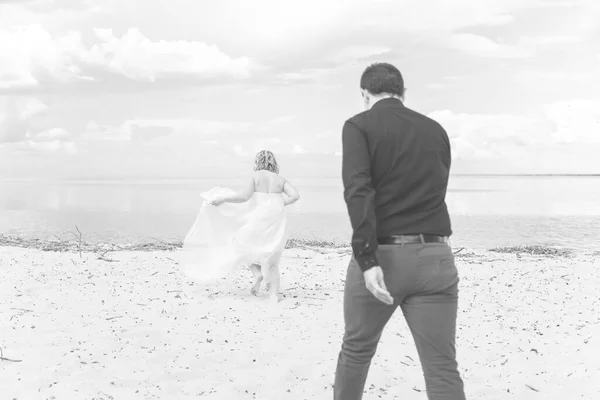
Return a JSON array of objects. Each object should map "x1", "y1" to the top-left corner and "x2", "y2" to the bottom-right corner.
[{"x1": 362, "y1": 89, "x2": 371, "y2": 102}]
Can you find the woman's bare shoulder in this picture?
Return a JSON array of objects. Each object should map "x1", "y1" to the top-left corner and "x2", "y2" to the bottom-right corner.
[{"x1": 277, "y1": 174, "x2": 289, "y2": 185}]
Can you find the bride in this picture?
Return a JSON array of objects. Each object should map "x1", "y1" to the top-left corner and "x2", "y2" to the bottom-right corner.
[{"x1": 180, "y1": 150, "x2": 300, "y2": 303}]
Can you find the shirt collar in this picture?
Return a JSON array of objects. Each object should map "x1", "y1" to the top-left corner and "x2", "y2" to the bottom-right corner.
[{"x1": 371, "y1": 97, "x2": 404, "y2": 109}]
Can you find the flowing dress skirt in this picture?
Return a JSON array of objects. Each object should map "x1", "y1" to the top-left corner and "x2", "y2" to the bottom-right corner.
[{"x1": 179, "y1": 187, "x2": 287, "y2": 284}]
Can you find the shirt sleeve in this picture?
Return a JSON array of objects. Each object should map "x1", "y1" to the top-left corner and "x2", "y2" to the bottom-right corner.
[{"x1": 341, "y1": 120, "x2": 379, "y2": 272}]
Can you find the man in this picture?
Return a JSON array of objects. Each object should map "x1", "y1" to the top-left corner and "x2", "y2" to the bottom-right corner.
[{"x1": 334, "y1": 62, "x2": 466, "y2": 400}]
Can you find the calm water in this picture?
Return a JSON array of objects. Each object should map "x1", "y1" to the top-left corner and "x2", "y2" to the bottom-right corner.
[{"x1": 0, "y1": 176, "x2": 598, "y2": 252}]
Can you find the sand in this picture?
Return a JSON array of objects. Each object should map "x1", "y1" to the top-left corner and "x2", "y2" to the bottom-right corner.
[{"x1": 1, "y1": 245, "x2": 599, "y2": 400}]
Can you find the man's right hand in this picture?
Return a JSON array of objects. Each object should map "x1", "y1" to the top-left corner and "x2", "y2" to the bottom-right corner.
[{"x1": 363, "y1": 266, "x2": 394, "y2": 305}]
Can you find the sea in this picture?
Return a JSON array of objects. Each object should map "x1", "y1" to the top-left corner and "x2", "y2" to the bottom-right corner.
[{"x1": 0, "y1": 175, "x2": 598, "y2": 253}]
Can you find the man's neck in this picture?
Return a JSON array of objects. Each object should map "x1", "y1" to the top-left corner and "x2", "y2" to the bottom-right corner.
[{"x1": 369, "y1": 94, "x2": 402, "y2": 108}]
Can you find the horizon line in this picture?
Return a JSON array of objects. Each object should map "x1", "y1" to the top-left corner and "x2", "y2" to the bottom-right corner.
[{"x1": 1, "y1": 173, "x2": 600, "y2": 183}]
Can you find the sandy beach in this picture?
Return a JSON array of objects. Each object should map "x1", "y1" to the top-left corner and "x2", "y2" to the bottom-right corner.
[{"x1": 1, "y1": 244, "x2": 599, "y2": 400}]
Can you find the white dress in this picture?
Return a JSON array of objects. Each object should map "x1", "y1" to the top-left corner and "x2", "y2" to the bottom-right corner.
[{"x1": 179, "y1": 186, "x2": 287, "y2": 283}]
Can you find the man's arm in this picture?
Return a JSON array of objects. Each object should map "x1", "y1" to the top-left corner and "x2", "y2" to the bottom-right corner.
[{"x1": 342, "y1": 120, "x2": 379, "y2": 272}]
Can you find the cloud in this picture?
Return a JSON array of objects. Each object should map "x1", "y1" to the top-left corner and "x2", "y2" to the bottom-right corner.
[
  {"x1": 2, "y1": 0, "x2": 584, "y2": 89},
  {"x1": 243, "y1": 0, "x2": 578, "y2": 81},
  {"x1": 515, "y1": 70, "x2": 592, "y2": 83},
  {"x1": 268, "y1": 116, "x2": 296, "y2": 125},
  {"x1": 88, "y1": 28, "x2": 253, "y2": 82},
  {"x1": 0, "y1": 25, "x2": 88, "y2": 89},
  {"x1": 0, "y1": 97, "x2": 49, "y2": 142},
  {"x1": 228, "y1": 0, "x2": 355, "y2": 47},
  {"x1": 233, "y1": 144, "x2": 248, "y2": 157},
  {"x1": 123, "y1": 118, "x2": 255, "y2": 141},
  {"x1": 255, "y1": 0, "x2": 582, "y2": 79},
  {"x1": 446, "y1": 34, "x2": 532, "y2": 59},
  {"x1": 1, "y1": 0, "x2": 596, "y2": 178},
  {"x1": 424, "y1": 76, "x2": 465, "y2": 90},
  {"x1": 78, "y1": 115, "x2": 295, "y2": 147},
  {"x1": 428, "y1": 98, "x2": 600, "y2": 160},
  {"x1": 425, "y1": 83, "x2": 448, "y2": 90},
  {"x1": 0, "y1": 96, "x2": 75, "y2": 154},
  {"x1": 358, "y1": 0, "x2": 572, "y2": 32},
  {"x1": 231, "y1": 128, "x2": 342, "y2": 158},
  {"x1": 330, "y1": 45, "x2": 391, "y2": 65},
  {"x1": 26, "y1": 138, "x2": 76, "y2": 153},
  {"x1": 36, "y1": 127, "x2": 69, "y2": 139},
  {"x1": 1, "y1": 139, "x2": 76, "y2": 154},
  {"x1": 223, "y1": 134, "x2": 337, "y2": 160},
  {"x1": 232, "y1": 0, "x2": 561, "y2": 46},
  {"x1": 77, "y1": 115, "x2": 339, "y2": 163},
  {"x1": 26, "y1": 0, "x2": 106, "y2": 12},
  {"x1": 541, "y1": 99, "x2": 600, "y2": 144},
  {"x1": 253, "y1": 136, "x2": 282, "y2": 149},
  {"x1": 448, "y1": 33, "x2": 585, "y2": 61},
  {"x1": 130, "y1": 126, "x2": 173, "y2": 143},
  {"x1": 429, "y1": 109, "x2": 554, "y2": 159},
  {"x1": 256, "y1": 39, "x2": 394, "y2": 85},
  {"x1": 519, "y1": 35, "x2": 583, "y2": 47},
  {"x1": 0, "y1": 129, "x2": 76, "y2": 154},
  {"x1": 16, "y1": 97, "x2": 48, "y2": 119},
  {"x1": 0, "y1": 25, "x2": 254, "y2": 90},
  {"x1": 80, "y1": 121, "x2": 129, "y2": 142}
]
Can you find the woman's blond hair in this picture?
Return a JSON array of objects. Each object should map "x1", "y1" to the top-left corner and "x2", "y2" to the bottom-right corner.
[{"x1": 253, "y1": 150, "x2": 279, "y2": 174}]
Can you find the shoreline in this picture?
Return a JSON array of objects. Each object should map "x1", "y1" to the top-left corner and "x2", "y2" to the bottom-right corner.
[
  {"x1": 0, "y1": 233, "x2": 349, "y2": 254},
  {"x1": 1, "y1": 232, "x2": 596, "y2": 259}
]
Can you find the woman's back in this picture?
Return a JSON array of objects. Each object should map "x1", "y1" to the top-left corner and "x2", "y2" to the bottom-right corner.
[{"x1": 253, "y1": 170, "x2": 286, "y2": 194}]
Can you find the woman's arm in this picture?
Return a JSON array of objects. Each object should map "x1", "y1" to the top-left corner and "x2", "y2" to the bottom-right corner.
[
  {"x1": 210, "y1": 178, "x2": 254, "y2": 206},
  {"x1": 222, "y1": 177, "x2": 255, "y2": 203},
  {"x1": 282, "y1": 179, "x2": 300, "y2": 206}
]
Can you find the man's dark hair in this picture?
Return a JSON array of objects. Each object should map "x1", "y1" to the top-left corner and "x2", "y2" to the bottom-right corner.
[{"x1": 360, "y1": 62, "x2": 404, "y2": 96}]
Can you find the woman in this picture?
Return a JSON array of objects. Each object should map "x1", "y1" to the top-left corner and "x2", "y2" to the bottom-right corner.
[{"x1": 180, "y1": 150, "x2": 300, "y2": 303}]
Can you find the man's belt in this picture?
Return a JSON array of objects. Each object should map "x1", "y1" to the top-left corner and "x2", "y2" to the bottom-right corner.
[{"x1": 378, "y1": 234, "x2": 448, "y2": 245}]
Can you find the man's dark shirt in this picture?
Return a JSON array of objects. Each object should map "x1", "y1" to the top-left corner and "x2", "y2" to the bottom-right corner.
[{"x1": 342, "y1": 97, "x2": 452, "y2": 272}]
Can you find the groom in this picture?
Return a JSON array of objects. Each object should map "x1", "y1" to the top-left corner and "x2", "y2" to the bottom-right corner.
[{"x1": 334, "y1": 63, "x2": 466, "y2": 400}]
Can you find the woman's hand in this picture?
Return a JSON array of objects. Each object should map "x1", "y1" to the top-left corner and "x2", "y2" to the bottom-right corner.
[{"x1": 208, "y1": 197, "x2": 226, "y2": 206}]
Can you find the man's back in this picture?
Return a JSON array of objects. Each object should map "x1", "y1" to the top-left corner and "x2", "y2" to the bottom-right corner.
[{"x1": 344, "y1": 97, "x2": 452, "y2": 237}]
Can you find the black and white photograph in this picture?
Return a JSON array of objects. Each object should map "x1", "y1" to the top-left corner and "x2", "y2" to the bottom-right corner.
[{"x1": 1, "y1": 0, "x2": 599, "y2": 399}]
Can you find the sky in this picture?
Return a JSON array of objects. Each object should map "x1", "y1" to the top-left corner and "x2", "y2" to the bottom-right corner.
[{"x1": 0, "y1": 0, "x2": 599, "y2": 180}]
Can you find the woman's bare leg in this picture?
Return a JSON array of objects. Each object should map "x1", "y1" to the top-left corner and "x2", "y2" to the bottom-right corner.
[
  {"x1": 249, "y1": 263, "x2": 263, "y2": 295},
  {"x1": 266, "y1": 263, "x2": 281, "y2": 303}
]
